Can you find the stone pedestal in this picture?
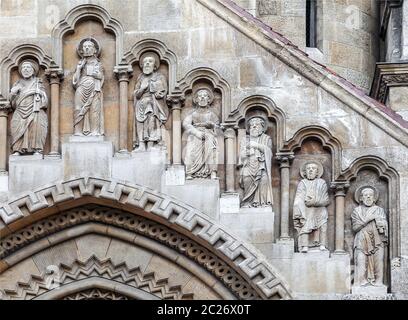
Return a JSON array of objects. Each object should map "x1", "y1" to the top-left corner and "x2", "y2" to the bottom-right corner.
[
  {"x1": 9, "y1": 154, "x2": 63, "y2": 194},
  {"x1": 219, "y1": 193, "x2": 240, "y2": 214},
  {"x1": 163, "y1": 165, "x2": 185, "y2": 186},
  {"x1": 162, "y1": 179, "x2": 220, "y2": 219},
  {"x1": 112, "y1": 149, "x2": 167, "y2": 191},
  {"x1": 352, "y1": 285, "x2": 388, "y2": 295},
  {"x1": 62, "y1": 137, "x2": 113, "y2": 180},
  {"x1": 220, "y1": 206, "x2": 274, "y2": 244},
  {"x1": 291, "y1": 252, "x2": 351, "y2": 297}
]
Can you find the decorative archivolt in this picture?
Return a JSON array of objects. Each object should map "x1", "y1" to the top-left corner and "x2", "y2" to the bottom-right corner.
[
  {"x1": 0, "y1": 44, "x2": 54, "y2": 101},
  {"x1": 51, "y1": 4, "x2": 125, "y2": 66},
  {"x1": 284, "y1": 125, "x2": 343, "y2": 181},
  {"x1": 0, "y1": 177, "x2": 292, "y2": 300},
  {"x1": 1, "y1": 255, "x2": 192, "y2": 300},
  {"x1": 176, "y1": 67, "x2": 232, "y2": 121},
  {"x1": 123, "y1": 39, "x2": 178, "y2": 92},
  {"x1": 339, "y1": 155, "x2": 400, "y2": 259}
]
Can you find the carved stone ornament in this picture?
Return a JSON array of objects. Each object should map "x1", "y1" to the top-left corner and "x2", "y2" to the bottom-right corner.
[
  {"x1": 133, "y1": 52, "x2": 168, "y2": 151},
  {"x1": 238, "y1": 114, "x2": 273, "y2": 208},
  {"x1": 293, "y1": 160, "x2": 329, "y2": 252},
  {"x1": 352, "y1": 185, "x2": 388, "y2": 288},
  {"x1": 72, "y1": 37, "x2": 105, "y2": 136},
  {"x1": 9, "y1": 59, "x2": 48, "y2": 155},
  {"x1": 183, "y1": 87, "x2": 219, "y2": 180}
]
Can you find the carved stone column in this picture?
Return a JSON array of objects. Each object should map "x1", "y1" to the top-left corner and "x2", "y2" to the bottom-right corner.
[
  {"x1": 167, "y1": 95, "x2": 185, "y2": 165},
  {"x1": 276, "y1": 152, "x2": 294, "y2": 240},
  {"x1": 114, "y1": 65, "x2": 133, "y2": 153},
  {"x1": 46, "y1": 68, "x2": 64, "y2": 157},
  {"x1": 331, "y1": 182, "x2": 350, "y2": 254},
  {"x1": 0, "y1": 101, "x2": 11, "y2": 173},
  {"x1": 224, "y1": 126, "x2": 237, "y2": 193}
]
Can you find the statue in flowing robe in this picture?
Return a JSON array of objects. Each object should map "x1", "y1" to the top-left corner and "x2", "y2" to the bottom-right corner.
[
  {"x1": 183, "y1": 88, "x2": 219, "y2": 180},
  {"x1": 293, "y1": 161, "x2": 329, "y2": 252},
  {"x1": 238, "y1": 116, "x2": 273, "y2": 208},
  {"x1": 9, "y1": 59, "x2": 48, "y2": 155},
  {"x1": 133, "y1": 53, "x2": 168, "y2": 151},
  {"x1": 352, "y1": 186, "x2": 388, "y2": 287},
  {"x1": 73, "y1": 38, "x2": 104, "y2": 136}
]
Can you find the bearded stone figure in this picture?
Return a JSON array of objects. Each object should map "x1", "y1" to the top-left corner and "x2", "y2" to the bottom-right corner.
[
  {"x1": 293, "y1": 161, "x2": 329, "y2": 253},
  {"x1": 133, "y1": 53, "x2": 168, "y2": 151},
  {"x1": 9, "y1": 60, "x2": 48, "y2": 155},
  {"x1": 183, "y1": 88, "x2": 219, "y2": 180},
  {"x1": 72, "y1": 38, "x2": 104, "y2": 136},
  {"x1": 238, "y1": 115, "x2": 273, "y2": 208},
  {"x1": 352, "y1": 186, "x2": 388, "y2": 288}
]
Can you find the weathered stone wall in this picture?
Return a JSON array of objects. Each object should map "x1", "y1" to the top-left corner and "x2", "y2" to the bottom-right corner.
[
  {"x1": 235, "y1": 0, "x2": 379, "y2": 92},
  {"x1": 0, "y1": 0, "x2": 407, "y2": 299}
]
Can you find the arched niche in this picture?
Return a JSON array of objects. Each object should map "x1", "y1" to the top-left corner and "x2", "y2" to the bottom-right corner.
[
  {"x1": 5, "y1": 52, "x2": 53, "y2": 157},
  {"x1": 340, "y1": 156, "x2": 400, "y2": 288},
  {"x1": 59, "y1": 17, "x2": 119, "y2": 148},
  {"x1": 231, "y1": 96, "x2": 285, "y2": 236},
  {"x1": 284, "y1": 126, "x2": 342, "y2": 181},
  {"x1": 51, "y1": 4, "x2": 124, "y2": 68},
  {"x1": 124, "y1": 40, "x2": 174, "y2": 153},
  {"x1": 179, "y1": 80, "x2": 225, "y2": 187},
  {"x1": 288, "y1": 138, "x2": 335, "y2": 250},
  {"x1": 177, "y1": 67, "x2": 231, "y2": 122},
  {"x1": 0, "y1": 44, "x2": 53, "y2": 101}
]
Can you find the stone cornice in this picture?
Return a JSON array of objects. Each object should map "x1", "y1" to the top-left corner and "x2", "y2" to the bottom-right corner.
[
  {"x1": 197, "y1": 0, "x2": 408, "y2": 148},
  {"x1": 371, "y1": 62, "x2": 408, "y2": 104}
]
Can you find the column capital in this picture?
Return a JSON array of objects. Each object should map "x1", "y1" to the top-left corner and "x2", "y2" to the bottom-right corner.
[
  {"x1": 0, "y1": 99, "x2": 11, "y2": 117},
  {"x1": 114, "y1": 64, "x2": 133, "y2": 82},
  {"x1": 45, "y1": 67, "x2": 64, "y2": 84},
  {"x1": 330, "y1": 181, "x2": 350, "y2": 196},
  {"x1": 166, "y1": 94, "x2": 185, "y2": 110},
  {"x1": 275, "y1": 152, "x2": 295, "y2": 168},
  {"x1": 222, "y1": 126, "x2": 236, "y2": 139}
]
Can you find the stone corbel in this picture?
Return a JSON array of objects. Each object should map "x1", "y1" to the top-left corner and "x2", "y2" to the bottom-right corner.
[
  {"x1": 114, "y1": 64, "x2": 133, "y2": 154},
  {"x1": 276, "y1": 152, "x2": 295, "y2": 241},
  {"x1": 166, "y1": 94, "x2": 185, "y2": 166},
  {"x1": 45, "y1": 67, "x2": 64, "y2": 157},
  {"x1": 330, "y1": 181, "x2": 350, "y2": 254}
]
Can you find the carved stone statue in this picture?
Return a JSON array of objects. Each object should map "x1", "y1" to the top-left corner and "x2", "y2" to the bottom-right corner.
[
  {"x1": 133, "y1": 52, "x2": 168, "y2": 151},
  {"x1": 183, "y1": 88, "x2": 219, "y2": 180},
  {"x1": 9, "y1": 59, "x2": 48, "y2": 155},
  {"x1": 73, "y1": 38, "x2": 104, "y2": 136},
  {"x1": 352, "y1": 186, "x2": 388, "y2": 288},
  {"x1": 293, "y1": 161, "x2": 329, "y2": 252},
  {"x1": 238, "y1": 115, "x2": 273, "y2": 208}
]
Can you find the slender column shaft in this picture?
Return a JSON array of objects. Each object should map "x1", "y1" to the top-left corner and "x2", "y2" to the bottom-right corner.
[
  {"x1": 0, "y1": 108, "x2": 9, "y2": 172},
  {"x1": 280, "y1": 160, "x2": 290, "y2": 238},
  {"x1": 172, "y1": 106, "x2": 182, "y2": 165},
  {"x1": 333, "y1": 184, "x2": 348, "y2": 253},
  {"x1": 225, "y1": 127, "x2": 236, "y2": 193},
  {"x1": 46, "y1": 69, "x2": 63, "y2": 156},
  {"x1": 119, "y1": 76, "x2": 129, "y2": 152}
]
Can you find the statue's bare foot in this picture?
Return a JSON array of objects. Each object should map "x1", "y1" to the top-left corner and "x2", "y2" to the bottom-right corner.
[
  {"x1": 186, "y1": 175, "x2": 193, "y2": 180},
  {"x1": 319, "y1": 245, "x2": 327, "y2": 251},
  {"x1": 12, "y1": 152, "x2": 20, "y2": 156},
  {"x1": 301, "y1": 246, "x2": 308, "y2": 253},
  {"x1": 211, "y1": 171, "x2": 217, "y2": 180}
]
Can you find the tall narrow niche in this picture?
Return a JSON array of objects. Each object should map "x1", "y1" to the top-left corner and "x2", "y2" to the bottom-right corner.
[
  {"x1": 60, "y1": 19, "x2": 119, "y2": 149},
  {"x1": 289, "y1": 138, "x2": 334, "y2": 250}
]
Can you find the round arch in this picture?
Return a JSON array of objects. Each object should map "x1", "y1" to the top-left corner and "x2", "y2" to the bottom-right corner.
[{"x1": 0, "y1": 178, "x2": 292, "y2": 300}]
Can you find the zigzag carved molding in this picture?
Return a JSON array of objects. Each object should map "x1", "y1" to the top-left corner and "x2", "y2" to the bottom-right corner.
[
  {"x1": 0, "y1": 177, "x2": 292, "y2": 299},
  {"x1": 1, "y1": 255, "x2": 193, "y2": 300}
]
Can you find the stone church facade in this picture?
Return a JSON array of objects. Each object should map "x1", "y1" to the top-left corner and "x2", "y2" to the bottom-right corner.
[{"x1": 0, "y1": 0, "x2": 407, "y2": 300}]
